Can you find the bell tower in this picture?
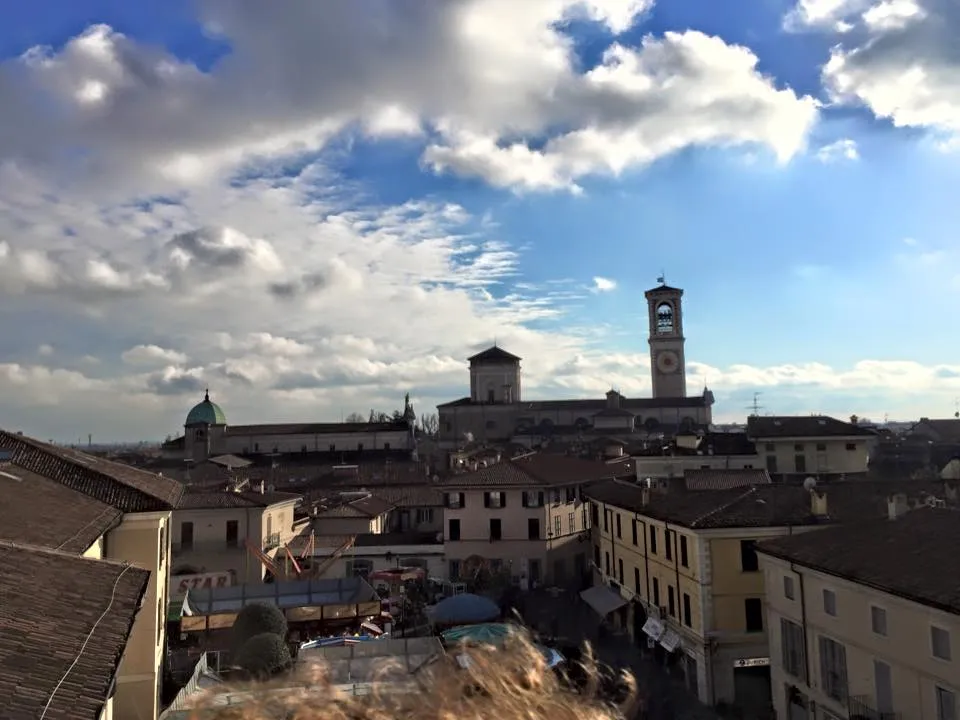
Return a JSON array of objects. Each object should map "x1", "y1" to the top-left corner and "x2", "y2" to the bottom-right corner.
[{"x1": 645, "y1": 281, "x2": 687, "y2": 398}]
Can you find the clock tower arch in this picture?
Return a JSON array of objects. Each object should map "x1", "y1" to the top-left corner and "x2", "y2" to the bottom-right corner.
[{"x1": 645, "y1": 281, "x2": 687, "y2": 398}]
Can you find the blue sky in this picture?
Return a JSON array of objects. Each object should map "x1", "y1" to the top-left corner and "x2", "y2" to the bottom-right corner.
[{"x1": 0, "y1": 0, "x2": 958, "y2": 441}]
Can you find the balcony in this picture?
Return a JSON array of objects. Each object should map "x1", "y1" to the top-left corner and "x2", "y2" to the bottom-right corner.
[
  {"x1": 263, "y1": 532, "x2": 282, "y2": 550},
  {"x1": 847, "y1": 695, "x2": 902, "y2": 720}
]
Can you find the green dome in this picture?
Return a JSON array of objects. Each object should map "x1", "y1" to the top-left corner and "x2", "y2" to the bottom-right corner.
[{"x1": 185, "y1": 391, "x2": 227, "y2": 426}]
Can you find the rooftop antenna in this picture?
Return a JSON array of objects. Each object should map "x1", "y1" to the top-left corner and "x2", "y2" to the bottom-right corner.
[
  {"x1": 747, "y1": 392, "x2": 764, "y2": 417},
  {"x1": 656, "y1": 271, "x2": 666, "y2": 285}
]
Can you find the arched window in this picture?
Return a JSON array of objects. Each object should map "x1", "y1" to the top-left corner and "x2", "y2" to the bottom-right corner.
[{"x1": 656, "y1": 302, "x2": 675, "y2": 334}]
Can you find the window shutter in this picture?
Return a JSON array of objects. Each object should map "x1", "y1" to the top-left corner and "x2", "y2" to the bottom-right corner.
[
  {"x1": 538, "y1": 491, "x2": 545, "y2": 506},
  {"x1": 443, "y1": 493, "x2": 450, "y2": 507},
  {"x1": 484, "y1": 492, "x2": 490, "y2": 508},
  {"x1": 522, "y1": 491, "x2": 529, "y2": 507},
  {"x1": 501, "y1": 492, "x2": 507, "y2": 508},
  {"x1": 459, "y1": 493, "x2": 465, "y2": 508}
]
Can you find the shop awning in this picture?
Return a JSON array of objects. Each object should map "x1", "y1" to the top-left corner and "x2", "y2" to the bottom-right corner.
[
  {"x1": 579, "y1": 585, "x2": 628, "y2": 617},
  {"x1": 660, "y1": 629, "x2": 681, "y2": 652},
  {"x1": 641, "y1": 617, "x2": 664, "y2": 640}
]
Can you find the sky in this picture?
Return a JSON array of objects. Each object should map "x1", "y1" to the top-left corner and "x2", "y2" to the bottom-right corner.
[{"x1": 1, "y1": 0, "x2": 959, "y2": 443}]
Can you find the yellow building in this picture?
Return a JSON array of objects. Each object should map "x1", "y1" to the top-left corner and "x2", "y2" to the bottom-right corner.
[
  {"x1": 0, "y1": 431, "x2": 183, "y2": 720},
  {"x1": 585, "y1": 477, "x2": 960, "y2": 714},
  {"x1": 170, "y1": 488, "x2": 302, "y2": 585},
  {"x1": 746, "y1": 415, "x2": 875, "y2": 481},
  {"x1": 438, "y1": 453, "x2": 626, "y2": 587},
  {"x1": 758, "y1": 506, "x2": 960, "y2": 720}
]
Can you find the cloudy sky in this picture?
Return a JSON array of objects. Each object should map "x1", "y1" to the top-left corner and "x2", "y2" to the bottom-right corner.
[{"x1": 1, "y1": 0, "x2": 959, "y2": 442}]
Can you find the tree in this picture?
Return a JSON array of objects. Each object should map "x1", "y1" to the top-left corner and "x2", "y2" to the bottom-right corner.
[
  {"x1": 234, "y1": 632, "x2": 293, "y2": 679},
  {"x1": 418, "y1": 413, "x2": 439, "y2": 437},
  {"x1": 344, "y1": 412, "x2": 366, "y2": 423},
  {"x1": 231, "y1": 602, "x2": 288, "y2": 653}
]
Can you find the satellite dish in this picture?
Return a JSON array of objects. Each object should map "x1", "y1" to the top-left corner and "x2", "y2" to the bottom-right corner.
[{"x1": 802, "y1": 477, "x2": 817, "y2": 491}]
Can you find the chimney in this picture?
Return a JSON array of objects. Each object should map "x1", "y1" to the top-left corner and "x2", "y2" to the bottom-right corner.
[
  {"x1": 887, "y1": 493, "x2": 909, "y2": 520},
  {"x1": 811, "y1": 490, "x2": 828, "y2": 517}
]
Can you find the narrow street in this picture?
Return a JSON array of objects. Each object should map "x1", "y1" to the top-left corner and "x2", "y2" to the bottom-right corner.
[{"x1": 520, "y1": 588, "x2": 720, "y2": 720}]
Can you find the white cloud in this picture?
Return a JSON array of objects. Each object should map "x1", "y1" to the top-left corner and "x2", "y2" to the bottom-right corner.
[
  {"x1": 592, "y1": 276, "x2": 617, "y2": 292},
  {"x1": 787, "y1": 0, "x2": 960, "y2": 142},
  {"x1": 815, "y1": 137, "x2": 860, "y2": 162},
  {"x1": 0, "y1": 3, "x2": 817, "y2": 195},
  {"x1": 37, "y1": 344, "x2": 54, "y2": 357},
  {"x1": 121, "y1": 344, "x2": 189, "y2": 366}
]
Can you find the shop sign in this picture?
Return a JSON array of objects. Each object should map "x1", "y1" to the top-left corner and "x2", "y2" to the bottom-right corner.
[
  {"x1": 172, "y1": 571, "x2": 234, "y2": 596},
  {"x1": 733, "y1": 657, "x2": 770, "y2": 668}
]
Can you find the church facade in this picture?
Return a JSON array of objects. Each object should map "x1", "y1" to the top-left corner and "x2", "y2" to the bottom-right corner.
[
  {"x1": 437, "y1": 282, "x2": 714, "y2": 447},
  {"x1": 163, "y1": 392, "x2": 418, "y2": 464}
]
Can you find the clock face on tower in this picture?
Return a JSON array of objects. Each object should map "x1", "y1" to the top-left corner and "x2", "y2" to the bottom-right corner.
[{"x1": 656, "y1": 350, "x2": 680, "y2": 374}]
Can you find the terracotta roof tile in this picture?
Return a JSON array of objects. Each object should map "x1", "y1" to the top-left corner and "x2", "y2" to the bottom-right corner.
[
  {"x1": 0, "y1": 541, "x2": 150, "y2": 719},
  {"x1": 0, "y1": 430, "x2": 183, "y2": 511},
  {"x1": 0, "y1": 467, "x2": 122, "y2": 552},
  {"x1": 177, "y1": 489, "x2": 302, "y2": 510},
  {"x1": 747, "y1": 415, "x2": 875, "y2": 439},
  {"x1": 438, "y1": 453, "x2": 625, "y2": 488},
  {"x1": 684, "y1": 468, "x2": 772, "y2": 491},
  {"x1": 757, "y1": 508, "x2": 960, "y2": 614}
]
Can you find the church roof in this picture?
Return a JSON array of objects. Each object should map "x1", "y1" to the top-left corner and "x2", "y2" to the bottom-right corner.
[
  {"x1": 185, "y1": 391, "x2": 227, "y2": 426},
  {"x1": 468, "y1": 346, "x2": 521, "y2": 364},
  {"x1": 645, "y1": 283, "x2": 683, "y2": 295}
]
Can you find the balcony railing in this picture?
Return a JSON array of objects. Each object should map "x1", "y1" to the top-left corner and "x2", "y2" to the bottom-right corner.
[
  {"x1": 263, "y1": 532, "x2": 282, "y2": 550},
  {"x1": 848, "y1": 695, "x2": 902, "y2": 720}
]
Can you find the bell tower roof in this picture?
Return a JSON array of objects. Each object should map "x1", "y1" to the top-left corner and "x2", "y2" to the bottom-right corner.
[{"x1": 468, "y1": 346, "x2": 521, "y2": 365}]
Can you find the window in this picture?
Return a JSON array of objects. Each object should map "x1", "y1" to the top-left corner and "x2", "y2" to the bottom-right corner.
[
  {"x1": 446, "y1": 492, "x2": 464, "y2": 508},
  {"x1": 484, "y1": 491, "x2": 505, "y2": 508},
  {"x1": 665, "y1": 530, "x2": 673, "y2": 561},
  {"x1": 823, "y1": 588, "x2": 837, "y2": 616},
  {"x1": 781, "y1": 618, "x2": 806, "y2": 680},
  {"x1": 680, "y1": 535, "x2": 689, "y2": 567},
  {"x1": 794, "y1": 443, "x2": 804, "y2": 452},
  {"x1": 783, "y1": 575, "x2": 795, "y2": 600},
  {"x1": 357, "y1": 443, "x2": 364, "y2": 452},
  {"x1": 489, "y1": 518, "x2": 502, "y2": 541},
  {"x1": 604, "y1": 509, "x2": 609, "y2": 532},
  {"x1": 794, "y1": 454, "x2": 806, "y2": 473},
  {"x1": 615, "y1": 514, "x2": 622, "y2": 539},
  {"x1": 591, "y1": 502, "x2": 600, "y2": 526},
  {"x1": 487, "y1": 388, "x2": 495, "y2": 403},
  {"x1": 594, "y1": 544, "x2": 601, "y2": 566},
  {"x1": 528, "y1": 518, "x2": 540, "y2": 540},
  {"x1": 845, "y1": 442, "x2": 857, "y2": 451},
  {"x1": 932, "y1": 626, "x2": 953, "y2": 661},
  {"x1": 815, "y1": 442, "x2": 827, "y2": 451},
  {"x1": 180, "y1": 521, "x2": 194, "y2": 550},
  {"x1": 652, "y1": 577, "x2": 660, "y2": 606},
  {"x1": 618, "y1": 558, "x2": 624, "y2": 584},
  {"x1": 668, "y1": 586, "x2": 676, "y2": 616},
  {"x1": 937, "y1": 687, "x2": 957, "y2": 720},
  {"x1": 416, "y1": 508, "x2": 434, "y2": 524},
  {"x1": 225, "y1": 520, "x2": 239, "y2": 548},
  {"x1": 552, "y1": 490, "x2": 561, "y2": 505},
  {"x1": 634, "y1": 567, "x2": 641, "y2": 594},
  {"x1": 605, "y1": 551, "x2": 611, "y2": 576},
  {"x1": 631, "y1": 519, "x2": 638, "y2": 546},
  {"x1": 819, "y1": 635, "x2": 849, "y2": 702},
  {"x1": 565, "y1": 487, "x2": 577, "y2": 503},
  {"x1": 682, "y1": 593, "x2": 692, "y2": 627},
  {"x1": 449, "y1": 559, "x2": 461, "y2": 579},
  {"x1": 346, "y1": 559, "x2": 373, "y2": 578},
  {"x1": 767, "y1": 455, "x2": 778, "y2": 473},
  {"x1": 448, "y1": 518, "x2": 461, "y2": 541},
  {"x1": 329, "y1": 443, "x2": 335, "y2": 452},
  {"x1": 765, "y1": 442, "x2": 775, "y2": 452},
  {"x1": 554, "y1": 515, "x2": 562, "y2": 536},
  {"x1": 745, "y1": 598, "x2": 764, "y2": 632},
  {"x1": 568, "y1": 512, "x2": 575, "y2": 533},
  {"x1": 522, "y1": 491, "x2": 544, "y2": 507},
  {"x1": 650, "y1": 526, "x2": 658, "y2": 554},
  {"x1": 874, "y1": 660, "x2": 893, "y2": 715},
  {"x1": 740, "y1": 540, "x2": 759, "y2": 572},
  {"x1": 871, "y1": 605, "x2": 887, "y2": 636}
]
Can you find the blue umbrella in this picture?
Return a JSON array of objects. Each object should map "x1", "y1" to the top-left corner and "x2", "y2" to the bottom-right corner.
[{"x1": 431, "y1": 593, "x2": 500, "y2": 625}]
